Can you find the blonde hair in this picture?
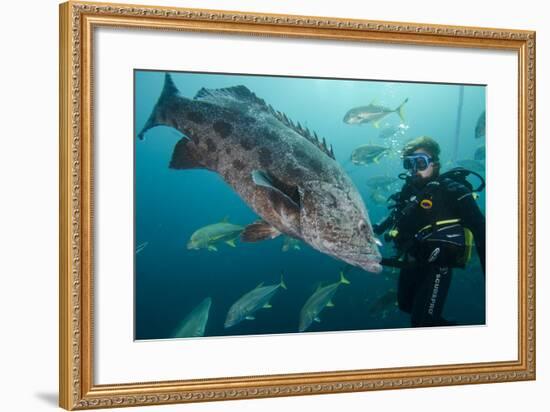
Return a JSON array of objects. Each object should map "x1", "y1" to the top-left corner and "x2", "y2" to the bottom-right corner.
[{"x1": 402, "y1": 136, "x2": 441, "y2": 162}]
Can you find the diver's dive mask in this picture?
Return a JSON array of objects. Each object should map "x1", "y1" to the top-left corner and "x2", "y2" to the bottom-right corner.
[{"x1": 403, "y1": 153, "x2": 433, "y2": 173}]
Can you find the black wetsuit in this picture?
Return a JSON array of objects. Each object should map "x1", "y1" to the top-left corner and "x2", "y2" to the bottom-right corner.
[{"x1": 374, "y1": 175, "x2": 485, "y2": 327}]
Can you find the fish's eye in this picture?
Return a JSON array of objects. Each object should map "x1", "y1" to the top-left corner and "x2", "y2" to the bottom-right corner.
[{"x1": 358, "y1": 219, "x2": 367, "y2": 232}]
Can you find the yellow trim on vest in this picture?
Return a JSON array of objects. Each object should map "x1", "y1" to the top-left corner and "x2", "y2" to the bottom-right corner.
[
  {"x1": 420, "y1": 199, "x2": 433, "y2": 209},
  {"x1": 435, "y1": 218, "x2": 461, "y2": 226},
  {"x1": 388, "y1": 229, "x2": 399, "y2": 238}
]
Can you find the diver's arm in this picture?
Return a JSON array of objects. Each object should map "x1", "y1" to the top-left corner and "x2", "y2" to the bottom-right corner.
[
  {"x1": 373, "y1": 213, "x2": 395, "y2": 235},
  {"x1": 457, "y1": 193, "x2": 486, "y2": 276}
]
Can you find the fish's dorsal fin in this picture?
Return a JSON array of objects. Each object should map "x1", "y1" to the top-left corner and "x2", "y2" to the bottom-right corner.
[
  {"x1": 195, "y1": 84, "x2": 335, "y2": 160},
  {"x1": 369, "y1": 97, "x2": 379, "y2": 106},
  {"x1": 194, "y1": 85, "x2": 269, "y2": 111},
  {"x1": 221, "y1": 216, "x2": 230, "y2": 223},
  {"x1": 255, "y1": 281, "x2": 265, "y2": 289},
  {"x1": 271, "y1": 113, "x2": 335, "y2": 160},
  {"x1": 269, "y1": 112, "x2": 336, "y2": 160}
]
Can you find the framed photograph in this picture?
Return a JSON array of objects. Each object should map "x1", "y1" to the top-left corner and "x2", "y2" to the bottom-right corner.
[{"x1": 59, "y1": 1, "x2": 536, "y2": 409}]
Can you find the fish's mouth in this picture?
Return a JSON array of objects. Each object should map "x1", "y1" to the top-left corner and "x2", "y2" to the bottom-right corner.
[{"x1": 341, "y1": 252, "x2": 383, "y2": 274}]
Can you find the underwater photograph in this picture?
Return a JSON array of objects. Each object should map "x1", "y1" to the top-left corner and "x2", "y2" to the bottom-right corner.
[{"x1": 134, "y1": 70, "x2": 486, "y2": 340}]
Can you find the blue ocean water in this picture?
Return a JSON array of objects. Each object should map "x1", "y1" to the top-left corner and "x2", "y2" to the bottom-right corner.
[{"x1": 134, "y1": 70, "x2": 486, "y2": 340}]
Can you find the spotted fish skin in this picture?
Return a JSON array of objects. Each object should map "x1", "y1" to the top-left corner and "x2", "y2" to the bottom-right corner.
[{"x1": 138, "y1": 73, "x2": 382, "y2": 273}]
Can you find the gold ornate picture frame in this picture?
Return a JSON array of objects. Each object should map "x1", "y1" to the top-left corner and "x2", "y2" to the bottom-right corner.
[{"x1": 59, "y1": 1, "x2": 536, "y2": 410}]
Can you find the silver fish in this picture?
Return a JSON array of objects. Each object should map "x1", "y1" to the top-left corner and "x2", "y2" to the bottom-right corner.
[
  {"x1": 299, "y1": 272, "x2": 350, "y2": 332},
  {"x1": 475, "y1": 110, "x2": 486, "y2": 139},
  {"x1": 136, "y1": 241, "x2": 149, "y2": 255},
  {"x1": 369, "y1": 190, "x2": 387, "y2": 206},
  {"x1": 173, "y1": 297, "x2": 212, "y2": 338},
  {"x1": 282, "y1": 235, "x2": 301, "y2": 252},
  {"x1": 350, "y1": 144, "x2": 391, "y2": 165},
  {"x1": 367, "y1": 289, "x2": 398, "y2": 317},
  {"x1": 474, "y1": 145, "x2": 486, "y2": 161},
  {"x1": 224, "y1": 276, "x2": 287, "y2": 328},
  {"x1": 365, "y1": 175, "x2": 399, "y2": 190},
  {"x1": 343, "y1": 98, "x2": 409, "y2": 128},
  {"x1": 456, "y1": 159, "x2": 485, "y2": 174},
  {"x1": 138, "y1": 73, "x2": 382, "y2": 273},
  {"x1": 187, "y1": 218, "x2": 244, "y2": 251},
  {"x1": 378, "y1": 123, "x2": 409, "y2": 139}
]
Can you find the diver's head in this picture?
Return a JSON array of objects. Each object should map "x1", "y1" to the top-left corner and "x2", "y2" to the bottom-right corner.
[{"x1": 402, "y1": 136, "x2": 441, "y2": 182}]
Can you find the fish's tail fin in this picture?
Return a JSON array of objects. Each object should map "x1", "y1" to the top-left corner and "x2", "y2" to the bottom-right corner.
[
  {"x1": 339, "y1": 271, "x2": 351, "y2": 285},
  {"x1": 279, "y1": 273, "x2": 288, "y2": 290},
  {"x1": 137, "y1": 73, "x2": 184, "y2": 140},
  {"x1": 395, "y1": 98, "x2": 409, "y2": 123}
]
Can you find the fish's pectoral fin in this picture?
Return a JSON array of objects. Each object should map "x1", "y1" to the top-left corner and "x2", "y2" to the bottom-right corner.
[
  {"x1": 314, "y1": 317, "x2": 321, "y2": 323},
  {"x1": 241, "y1": 221, "x2": 281, "y2": 242},
  {"x1": 326, "y1": 300, "x2": 335, "y2": 308},
  {"x1": 245, "y1": 316, "x2": 255, "y2": 321},
  {"x1": 263, "y1": 303, "x2": 272, "y2": 309},
  {"x1": 251, "y1": 170, "x2": 301, "y2": 221},
  {"x1": 207, "y1": 245, "x2": 218, "y2": 252},
  {"x1": 225, "y1": 239, "x2": 236, "y2": 247},
  {"x1": 169, "y1": 137, "x2": 206, "y2": 170}
]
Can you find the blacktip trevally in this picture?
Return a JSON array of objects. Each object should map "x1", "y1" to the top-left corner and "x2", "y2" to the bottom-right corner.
[
  {"x1": 343, "y1": 98, "x2": 409, "y2": 128},
  {"x1": 298, "y1": 271, "x2": 350, "y2": 332},
  {"x1": 350, "y1": 144, "x2": 391, "y2": 165},
  {"x1": 475, "y1": 110, "x2": 486, "y2": 139},
  {"x1": 367, "y1": 289, "x2": 398, "y2": 317},
  {"x1": 136, "y1": 241, "x2": 149, "y2": 255},
  {"x1": 369, "y1": 190, "x2": 387, "y2": 206},
  {"x1": 138, "y1": 73, "x2": 382, "y2": 273},
  {"x1": 282, "y1": 235, "x2": 301, "y2": 252},
  {"x1": 224, "y1": 276, "x2": 287, "y2": 328},
  {"x1": 187, "y1": 217, "x2": 244, "y2": 251},
  {"x1": 172, "y1": 297, "x2": 212, "y2": 338},
  {"x1": 455, "y1": 159, "x2": 485, "y2": 174},
  {"x1": 365, "y1": 175, "x2": 399, "y2": 191},
  {"x1": 474, "y1": 145, "x2": 486, "y2": 161}
]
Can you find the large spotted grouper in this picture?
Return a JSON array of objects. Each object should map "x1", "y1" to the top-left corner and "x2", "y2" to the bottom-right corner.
[{"x1": 138, "y1": 73, "x2": 382, "y2": 273}]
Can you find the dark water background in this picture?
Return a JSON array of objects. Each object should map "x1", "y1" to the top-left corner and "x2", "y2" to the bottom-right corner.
[{"x1": 134, "y1": 70, "x2": 486, "y2": 340}]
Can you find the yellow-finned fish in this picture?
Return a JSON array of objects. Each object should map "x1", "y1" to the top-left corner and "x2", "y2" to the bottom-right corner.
[
  {"x1": 298, "y1": 272, "x2": 350, "y2": 332},
  {"x1": 225, "y1": 275, "x2": 287, "y2": 328}
]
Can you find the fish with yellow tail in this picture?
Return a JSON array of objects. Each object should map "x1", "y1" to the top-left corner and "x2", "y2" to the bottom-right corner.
[
  {"x1": 343, "y1": 98, "x2": 409, "y2": 128},
  {"x1": 224, "y1": 274, "x2": 287, "y2": 328},
  {"x1": 298, "y1": 272, "x2": 351, "y2": 332}
]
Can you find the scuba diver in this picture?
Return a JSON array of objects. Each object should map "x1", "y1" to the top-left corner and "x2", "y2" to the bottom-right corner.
[{"x1": 373, "y1": 136, "x2": 485, "y2": 327}]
